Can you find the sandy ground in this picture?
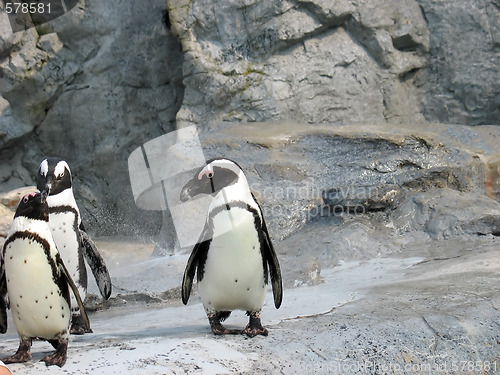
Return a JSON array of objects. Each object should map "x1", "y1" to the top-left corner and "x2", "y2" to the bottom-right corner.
[{"x1": 0, "y1": 236, "x2": 499, "y2": 374}]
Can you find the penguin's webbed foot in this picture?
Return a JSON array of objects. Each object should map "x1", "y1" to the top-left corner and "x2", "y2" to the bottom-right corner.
[
  {"x1": 208, "y1": 312, "x2": 241, "y2": 335},
  {"x1": 70, "y1": 313, "x2": 93, "y2": 335},
  {"x1": 242, "y1": 311, "x2": 268, "y2": 337},
  {"x1": 3, "y1": 338, "x2": 32, "y2": 364},
  {"x1": 41, "y1": 338, "x2": 68, "y2": 367}
]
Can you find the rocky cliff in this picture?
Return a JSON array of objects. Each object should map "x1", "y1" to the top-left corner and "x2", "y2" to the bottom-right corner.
[
  {"x1": 0, "y1": 0, "x2": 184, "y2": 236},
  {"x1": 0, "y1": 0, "x2": 499, "y2": 243},
  {"x1": 167, "y1": 0, "x2": 499, "y2": 126}
]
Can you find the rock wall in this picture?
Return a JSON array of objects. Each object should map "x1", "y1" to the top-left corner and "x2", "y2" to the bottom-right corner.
[
  {"x1": 0, "y1": 0, "x2": 498, "y2": 240},
  {"x1": 168, "y1": 0, "x2": 430, "y2": 126},
  {"x1": 416, "y1": 0, "x2": 500, "y2": 124},
  {"x1": 0, "y1": 0, "x2": 184, "y2": 235},
  {"x1": 167, "y1": 0, "x2": 499, "y2": 127}
]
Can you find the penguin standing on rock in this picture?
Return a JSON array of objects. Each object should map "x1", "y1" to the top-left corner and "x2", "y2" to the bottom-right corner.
[
  {"x1": 0, "y1": 191, "x2": 90, "y2": 367},
  {"x1": 37, "y1": 158, "x2": 112, "y2": 334},
  {"x1": 180, "y1": 158, "x2": 283, "y2": 337}
]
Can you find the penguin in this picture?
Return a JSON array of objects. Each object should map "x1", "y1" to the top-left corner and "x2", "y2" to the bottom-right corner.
[
  {"x1": 36, "y1": 158, "x2": 111, "y2": 334},
  {"x1": 0, "y1": 191, "x2": 90, "y2": 367},
  {"x1": 180, "y1": 158, "x2": 283, "y2": 337}
]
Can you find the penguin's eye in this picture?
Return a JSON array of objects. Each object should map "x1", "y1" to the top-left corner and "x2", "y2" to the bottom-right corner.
[
  {"x1": 57, "y1": 171, "x2": 64, "y2": 179},
  {"x1": 23, "y1": 196, "x2": 29, "y2": 203},
  {"x1": 207, "y1": 172, "x2": 213, "y2": 179}
]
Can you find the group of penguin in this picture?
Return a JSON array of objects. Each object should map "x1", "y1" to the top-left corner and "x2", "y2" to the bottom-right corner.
[{"x1": 0, "y1": 157, "x2": 283, "y2": 367}]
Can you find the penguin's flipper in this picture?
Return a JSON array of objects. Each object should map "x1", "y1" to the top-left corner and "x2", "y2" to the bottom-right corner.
[
  {"x1": 0, "y1": 258, "x2": 8, "y2": 333},
  {"x1": 57, "y1": 256, "x2": 91, "y2": 332},
  {"x1": 260, "y1": 215, "x2": 283, "y2": 309},
  {"x1": 182, "y1": 223, "x2": 212, "y2": 305},
  {"x1": 80, "y1": 229, "x2": 112, "y2": 300}
]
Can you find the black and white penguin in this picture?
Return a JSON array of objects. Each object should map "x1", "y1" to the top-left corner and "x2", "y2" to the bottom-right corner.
[
  {"x1": 180, "y1": 158, "x2": 283, "y2": 337},
  {"x1": 0, "y1": 191, "x2": 90, "y2": 367},
  {"x1": 37, "y1": 158, "x2": 111, "y2": 334}
]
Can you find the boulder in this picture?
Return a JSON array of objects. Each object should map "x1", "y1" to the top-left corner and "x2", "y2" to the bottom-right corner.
[
  {"x1": 187, "y1": 122, "x2": 499, "y2": 244},
  {"x1": 0, "y1": 186, "x2": 37, "y2": 243}
]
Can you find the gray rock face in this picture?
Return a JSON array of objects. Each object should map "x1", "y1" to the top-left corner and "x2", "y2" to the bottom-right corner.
[
  {"x1": 416, "y1": 0, "x2": 500, "y2": 124},
  {"x1": 0, "y1": 0, "x2": 498, "y2": 240},
  {"x1": 168, "y1": 0, "x2": 430, "y2": 126},
  {"x1": 0, "y1": 0, "x2": 184, "y2": 234},
  {"x1": 167, "y1": 0, "x2": 499, "y2": 128}
]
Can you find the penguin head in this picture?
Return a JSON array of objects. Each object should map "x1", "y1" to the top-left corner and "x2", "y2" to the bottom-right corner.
[
  {"x1": 14, "y1": 191, "x2": 49, "y2": 221},
  {"x1": 180, "y1": 158, "x2": 243, "y2": 202},
  {"x1": 37, "y1": 158, "x2": 73, "y2": 196}
]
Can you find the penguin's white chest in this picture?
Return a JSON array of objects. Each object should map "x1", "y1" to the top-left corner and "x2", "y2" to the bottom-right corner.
[
  {"x1": 49, "y1": 211, "x2": 79, "y2": 267},
  {"x1": 4, "y1": 238, "x2": 70, "y2": 340},
  {"x1": 49, "y1": 210, "x2": 85, "y2": 309},
  {"x1": 199, "y1": 208, "x2": 267, "y2": 313}
]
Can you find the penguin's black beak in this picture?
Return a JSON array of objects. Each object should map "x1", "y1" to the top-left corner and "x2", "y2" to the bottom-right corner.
[
  {"x1": 39, "y1": 190, "x2": 48, "y2": 204},
  {"x1": 180, "y1": 172, "x2": 218, "y2": 202},
  {"x1": 43, "y1": 179, "x2": 53, "y2": 196},
  {"x1": 37, "y1": 174, "x2": 52, "y2": 197},
  {"x1": 40, "y1": 186, "x2": 51, "y2": 198}
]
